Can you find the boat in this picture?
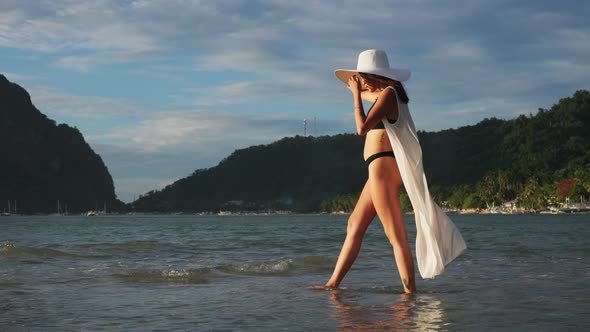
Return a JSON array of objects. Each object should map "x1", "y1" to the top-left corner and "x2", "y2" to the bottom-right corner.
[
  {"x1": 87, "y1": 200, "x2": 107, "y2": 216},
  {"x1": 551, "y1": 196, "x2": 590, "y2": 214},
  {"x1": 551, "y1": 206, "x2": 590, "y2": 214},
  {"x1": 2, "y1": 200, "x2": 13, "y2": 216},
  {"x1": 51, "y1": 200, "x2": 66, "y2": 216},
  {"x1": 217, "y1": 211, "x2": 233, "y2": 216}
]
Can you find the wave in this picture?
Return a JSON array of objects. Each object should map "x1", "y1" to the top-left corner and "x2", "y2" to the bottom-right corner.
[
  {"x1": 219, "y1": 259, "x2": 295, "y2": 275},
  {"x1": 74, "y1": 240, "x2": 181, "y2": 254},
  {"x1": 117, "y1": 255, "x2": 336, "y2": 284},
  {"x1": 117, "y1": 268, "x2": 212, "y2": 284},
  {"x1": 219, "y1": 256, "x2": 336, "y2": 276},
  {"x1": 0, "y1": 241, "x2": 87, "y2": 259}
]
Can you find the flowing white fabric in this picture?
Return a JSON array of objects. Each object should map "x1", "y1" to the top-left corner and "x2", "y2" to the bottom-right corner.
[{"x1": 382, "y1": 86, "x2": 466, "y2": 278}]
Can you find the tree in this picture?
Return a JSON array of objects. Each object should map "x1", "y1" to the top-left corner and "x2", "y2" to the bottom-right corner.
[
  {"x1": 477, "y1": 172, "x2": 499, "y2": 207},
  {"x1": 520, "y1": 177, "x2": 545, "y2": 210},
  {"x1": 448, "y1": 185, "x2": 473, "y2": 209},
  {"x1": 463, "y1": 193, "x2": 483, "y2": 209},
  {"x1": 400, "y1": 190, "x2": 412, "y2": 212},
  {"x1": 573, "y1": 168, "x2": 590, "y2": 193}
]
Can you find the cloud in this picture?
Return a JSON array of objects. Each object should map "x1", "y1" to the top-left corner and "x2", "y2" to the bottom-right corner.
[
  {"x1": 88, "y1": 107, "x2": 353, "y2": 201},
  {"x1": 0, "y1": 1, "x2": 160, "y2": 54},
  {"x1": 425, "y1": 41, "x2": 488, "y2": 63},
  {"x1": 185, "y1": 81, "x2": 289, "y2": 106},
  {"x1": 4, "y1": 0, "x2": 586, "y2": 106},
  {"x1": 27, "y1": 85, "x2": 145, "y2": 119},
  {"x1": 183, "y1": 73, "x2": 337, "y2": 107},
  {"x1": 90, "y1": 109, "x2": 305, "y2": 152},
  {"x1": 3, "y1": 72, "x2": 46, "y2": 82},
  {"x1": 91, "y1": 142, "x2": 203, "y2": 202},
  {"x1": 52, "y1": 51, "x2": 150, "y2": 72},
  {"x1": 542, "y1": 60, "x2": 590, "y2": 83}
]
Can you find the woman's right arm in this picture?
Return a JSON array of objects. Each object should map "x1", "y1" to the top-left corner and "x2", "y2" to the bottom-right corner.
[
  {"x1": 360, "y1": 90, "x2": 381, "y2": 102},
  {"x1": 358, "y1": 89, "x2": 397, "y2": 135}
]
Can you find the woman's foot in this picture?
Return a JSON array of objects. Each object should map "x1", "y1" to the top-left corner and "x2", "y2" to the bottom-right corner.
[
  {"x1": 308, "y1": 283, "x2": 338, "y2": 290},
  {"x1": 402, "y1": 277, "x2": 416, "y2": 294}
]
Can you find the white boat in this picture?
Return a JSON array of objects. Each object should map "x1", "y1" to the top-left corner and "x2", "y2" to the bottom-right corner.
[
  {"x1": 87, "y1": 201, "x2": 107, "y2": 216},
  {"x1": 552, "y1": 205, "x2": 590, "y2": 214},
  {"x1": 2, "y1": 200, "x2": 13, "y2": 216},
  {"x1": 552, "y1": 196, "x2": 590, "y2": 214}
]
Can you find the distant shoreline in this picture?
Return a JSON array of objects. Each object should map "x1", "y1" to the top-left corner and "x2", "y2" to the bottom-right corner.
[{"x1": 2, "y1": 209, "x2": 590, "y2": 217}]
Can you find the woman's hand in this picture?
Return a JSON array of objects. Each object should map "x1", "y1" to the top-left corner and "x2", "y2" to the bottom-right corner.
[{"x1": 347, "y1": 75, "x2": 363, "y2": 95}]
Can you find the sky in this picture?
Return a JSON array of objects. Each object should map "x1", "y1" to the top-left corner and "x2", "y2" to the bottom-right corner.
[{"x1": 1, "y1": 0, "x2": 589, "y2": 203}]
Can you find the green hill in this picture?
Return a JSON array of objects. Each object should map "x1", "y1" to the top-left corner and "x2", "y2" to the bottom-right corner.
[
  {"x1": 134, "y1": 90, "x2": 590, "y2": 212},
  {"x1": 134, "y1": 134, "x2": 367, "y2": 212},
  {"x1": 0, "y1": 74, "x2": 124, "y2": 214}
]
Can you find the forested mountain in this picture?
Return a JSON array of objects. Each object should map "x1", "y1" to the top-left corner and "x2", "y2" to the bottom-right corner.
[
  {"x1": 134, "y1": 90, "x2": 590, "y2": 212},
  {"x1": 421, "y1": 90, "x2": 590, "y2": 187},
  {"x1": 134, "y1": 134, "x2": 367, "y2": 212},
  {"x1": 0, "y1": 74, "x2": 123, "y2": 214}
]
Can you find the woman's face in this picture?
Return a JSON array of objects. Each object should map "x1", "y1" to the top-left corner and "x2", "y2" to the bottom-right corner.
[{"x1": 360, "y1": 75, "x2": 382, "y2": 92}]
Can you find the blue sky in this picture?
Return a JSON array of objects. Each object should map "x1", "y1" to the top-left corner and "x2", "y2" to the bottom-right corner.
[{"x1": 2, "y1": 0, "x2": 589, "y2": 202}]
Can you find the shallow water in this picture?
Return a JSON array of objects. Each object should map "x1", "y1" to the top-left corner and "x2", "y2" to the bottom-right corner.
[{"x1": 1, "y1": 213, "x2": 589, "y2": 331}]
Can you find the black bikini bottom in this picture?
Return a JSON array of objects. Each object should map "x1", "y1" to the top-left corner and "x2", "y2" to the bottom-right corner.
[{"x1": 365, "y1": 151, "x2": 395, "y2": 166}]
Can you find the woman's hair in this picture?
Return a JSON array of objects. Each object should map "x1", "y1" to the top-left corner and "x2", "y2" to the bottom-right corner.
[{"x1": 360, "y1": 73, "x2": 410, "y2": 104}]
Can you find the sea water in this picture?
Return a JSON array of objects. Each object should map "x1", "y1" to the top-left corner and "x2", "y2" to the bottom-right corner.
[{"x1": 1, "y1": 213, "x2": 589, "y2": 331}]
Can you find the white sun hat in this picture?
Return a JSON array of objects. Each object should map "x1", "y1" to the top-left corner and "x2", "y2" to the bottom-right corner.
[{"x1": 335, "y1": 49, "x2": 411, "y2": 84}]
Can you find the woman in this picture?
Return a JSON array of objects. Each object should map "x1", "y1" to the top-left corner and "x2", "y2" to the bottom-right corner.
[{"x1": 317, "y1": 49, "x2": 466, "y2": 294}]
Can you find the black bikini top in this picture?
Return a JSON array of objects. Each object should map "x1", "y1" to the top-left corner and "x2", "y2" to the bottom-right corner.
[{"x1": 367, "y1": 88, "x2": 397, "y2": 130}]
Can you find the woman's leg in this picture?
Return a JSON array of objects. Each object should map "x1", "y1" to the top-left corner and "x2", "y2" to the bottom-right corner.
[
  {"x1": 324, "y1": 181, "x2": 377, "y2": 288},
  {"x1": 369, "y1": 158, "x2": 416, "y2": 293}
]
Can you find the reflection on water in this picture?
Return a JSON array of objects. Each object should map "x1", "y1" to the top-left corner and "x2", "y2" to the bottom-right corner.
[{"x1": 328, "y1": 290, "x2": 447, "y2": 331}]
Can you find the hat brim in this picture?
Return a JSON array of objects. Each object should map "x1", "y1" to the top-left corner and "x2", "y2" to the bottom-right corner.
[{"x1": 334, "y1": 68, "x2": 411, "y2": 85}]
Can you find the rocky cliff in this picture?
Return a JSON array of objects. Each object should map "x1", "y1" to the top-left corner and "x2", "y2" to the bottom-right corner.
[{"x1": 0, "y1": 74, "x2": 122, "y2": 214}]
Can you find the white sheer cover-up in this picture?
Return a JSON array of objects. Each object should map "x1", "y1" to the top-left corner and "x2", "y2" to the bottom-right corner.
[{"x1": 381, "y1": 86, "x2": 466, "y2": 278}]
